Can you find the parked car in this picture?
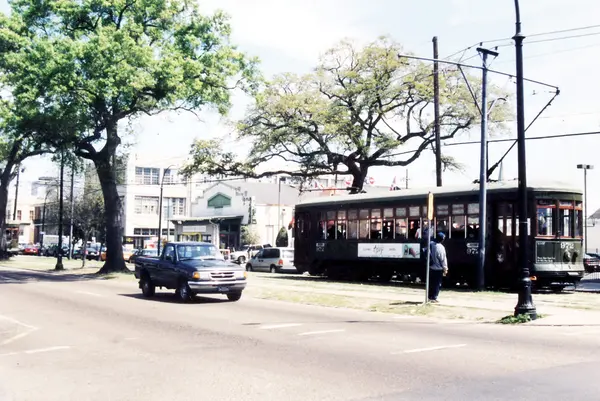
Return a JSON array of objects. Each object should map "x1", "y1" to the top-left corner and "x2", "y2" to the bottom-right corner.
[
  {"x1": 134, "y1": 241, "x2": 247, "y2": 302},
  {"x1": 245, "y1": 247, "x2": 296, "y2": 273},
  {"x1": 584, "y1": 253, "x2": 600, "y2": 273},
  {"x1": 22, "y1": 245, "x2": 38, "y2": 255}
]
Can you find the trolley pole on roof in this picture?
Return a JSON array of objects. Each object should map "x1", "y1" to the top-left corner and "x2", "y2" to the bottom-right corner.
[
  {"x1": 513, "y1": 0, "x2": 537, "y2": 319},
  {"x1": 476, "y1": 46, "x2": 498, "y2": 291}
]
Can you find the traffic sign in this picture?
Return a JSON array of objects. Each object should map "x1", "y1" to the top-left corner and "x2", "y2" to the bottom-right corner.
[{"x1": 427, "y1": 192, "x2": 434, "y2": 221}]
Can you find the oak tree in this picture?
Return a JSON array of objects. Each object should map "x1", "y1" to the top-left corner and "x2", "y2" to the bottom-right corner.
[
  {"x1": 3, "y1": 0, "x2": 258, "y2": 272},
  {"x1": 183, "y1": 37, "x2": 511, "y2": 193}
]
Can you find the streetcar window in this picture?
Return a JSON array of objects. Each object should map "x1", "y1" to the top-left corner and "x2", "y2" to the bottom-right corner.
[
  {"x1": 436, "y1": 217, "x2": 449, "y2": 237},
  {"x1": 348, "y1": 210, "x2": 358, "y2": 239},
  {"x1": 327, "y1": 211, "x2": 336, "y2": 220},
  {"x1": 560, "y1": 208, "x2": 571, "y2": 237},
  {"x1": 536, "y1": 203, "x2": 554, "y2": 236},
  {"x1": 359, "y1": 209, "x2": 370, "y2": 239},
  {"x1": 468, "y1": 203, "x2": 479, "y2": 215},
  {"x1": 336, "y1": 211, "x2": 347, "y2": 240},
  {"x1": 451, "y1": 215, "x2": 466, "y2": 238},
  {"x1": 395, "y1": 218, "x2": 407, "y2": 239},
  {"x1": 408, "y1": 219, "x2": 421, "y2": 239},
  {"x1": 437, "y1": 205, "x2": 449, "y2": 216},
  {"x1": 395, "y1": 207, "x2": 407, "y2": 218},
  {"x1": 575, "y1": 202, "x2": 583, "y2": 237},
  {"x1": 409, "y1": 206, "x2": 420, "y2": 217},
  {"x1": 371, "y1": 209, "x2": 382, "y2": 239},
  {"x1": 327, "y1": 220, "x2": 336, "y2": 239},
  {"x1": 382, "y1": 220, "x2": 394, "y2": 239},
  {"x1": 318, "y1": 221, "x2": 326, "y2": 240},
  {"x1": 422, "y1": 206, "x2": 428, "y2": 219},
  {"x1": 452, "y1": 204, "x2": 465, "y2": 215},
  {"x1": 383, "y1": 209, "x2": 394, "y2": 240},
  {"x1": 467, "y1": 216, "x2": 479, "y2": 239}
]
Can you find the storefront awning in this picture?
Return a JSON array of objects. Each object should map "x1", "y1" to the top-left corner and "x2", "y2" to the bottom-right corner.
[{"x1": 170, "y1": 215, "x2": 243, "y2": 224}]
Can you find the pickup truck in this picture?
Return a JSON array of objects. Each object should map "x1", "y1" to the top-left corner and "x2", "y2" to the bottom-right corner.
[{"x1": 134, "y1": 241, "x2": 247, "y2": 302}]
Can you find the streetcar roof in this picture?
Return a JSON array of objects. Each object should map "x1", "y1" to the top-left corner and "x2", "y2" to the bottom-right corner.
[{"x1": 296, "y1": 179, "x2": 582, "y2": 207}]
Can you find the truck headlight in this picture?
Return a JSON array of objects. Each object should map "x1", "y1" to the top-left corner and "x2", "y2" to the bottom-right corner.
[
  {"x1": 192, "y1": 271, "x2": 211, "y2": 280},
  {"x1": 234, "y1": 271, "x2": 247, "y2": 279}
]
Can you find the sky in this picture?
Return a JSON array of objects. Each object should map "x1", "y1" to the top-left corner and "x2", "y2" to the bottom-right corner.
[{"x1": 5, "y1": 0, "x2": 600, "y2": 212}]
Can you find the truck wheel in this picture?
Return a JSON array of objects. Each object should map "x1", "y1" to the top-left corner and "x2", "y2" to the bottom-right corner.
[
  {"x1": 238, "y1": 256, "x2": 246, "y2": 265},
  {"x1": 227, "y1": 292, "x2": 242, "y2": 302},
  {"x1": 246, "y1": 263, "x2": 253, "y2": 272},
  {"x1": 175, "y1": 279, "x2": 192, "y2": 302},
  {"x1": 140, "y1": 274, "x2": 155, "y2": 297}
]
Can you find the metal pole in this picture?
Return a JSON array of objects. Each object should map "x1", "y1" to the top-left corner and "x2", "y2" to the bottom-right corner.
[
  {"x1": 166, "y1": 198, "x2": 170, "y2": 242},
  {"x1": 513, "y1": 0, "x2": 536, "y2": 319},
  {"x1": 584, "y1": 168, "x2": 588, "y2": 253},
  {"x1": 425, "y1": 219, "x2": 432, "y2": 303},
  {"x1": 55, "y1": 155, "x2": 65, "y2": 270},
  {"x1": 68, "y1": 163, "x2": 75, "y2": 259},
  {"x1": 278, "y1": 177, "x2": 282, "y2": 243},
  {"x1": 157, "y1": 183, "x2": 164, "y2": 257},
  {"x1": 433, "y1": 36, "x2": 442, "y2": 187},
  {"x1": 476, "y1": 47, "x2": 497, "y2": 291}
]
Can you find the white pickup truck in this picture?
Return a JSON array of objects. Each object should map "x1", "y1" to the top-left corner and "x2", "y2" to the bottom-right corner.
[{"x1": 230, "y1": 244, "x2": 272, "y2": 265}]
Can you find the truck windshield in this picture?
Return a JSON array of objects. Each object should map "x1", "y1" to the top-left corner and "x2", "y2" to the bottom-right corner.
[{"x1": 177, "y1": 244, "x2": 222, "y2": 260}]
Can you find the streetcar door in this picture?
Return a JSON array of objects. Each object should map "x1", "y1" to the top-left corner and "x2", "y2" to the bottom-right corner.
[{"x1": 492, "y1": 202, "x2": 516, "y2": 288}]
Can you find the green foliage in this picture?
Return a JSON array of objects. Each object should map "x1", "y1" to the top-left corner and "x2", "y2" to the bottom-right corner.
[
  {"x1": 182, "y1": 36, "x2": 512, "y2": 192},
  {"x1": 241, "y1": 225, "x2": 260, "y2": 245},
  {"x1": 0, "y1": 0, "x2": 258, "y2": 268},
  {"x1": 275, "y1": 227, "x2": 288, "y2": 247},
  {"x1": 496, "y1": 314, "x2": 532, "y2": 324}
]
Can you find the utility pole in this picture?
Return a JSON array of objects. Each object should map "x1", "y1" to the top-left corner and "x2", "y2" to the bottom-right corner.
[
  {"x1": 13, "y1": 165, "x2": 23, "y2": 221},
  {"x1": 577, "y1": 164, "x2": 593, "y2": 253},
  {"x1": 68, "y1": 162, "x2": 75, "y2": 259},
  {"x1": 157, "y1": 165, "x2": 174, "y2": 257},
  {"x1": 476, "y1": 47, "x2": 498, "y2": 291},
  {"x1": 513, "y1": 0, "x2": 536, "y2": 319},
  {"x1": 433, "y1": 36, "x2": 442, "y2": 187},
  {"x1": 55, "y1": 155, "x2": 65, "y2": 270}
]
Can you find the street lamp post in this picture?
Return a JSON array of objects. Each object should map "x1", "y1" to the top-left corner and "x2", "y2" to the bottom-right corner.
[
  {"x1": 157, "y1": 165, "x2": 175, "y2": 257},
  {"x1": 513, "y1": 0, "x2": 537, "y2": 319},
  {"x1": 577, "y1": 164, "x2": 593, "y2": 254}
]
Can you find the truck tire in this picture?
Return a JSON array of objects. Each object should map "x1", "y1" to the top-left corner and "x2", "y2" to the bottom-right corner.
[
  {"x1": 238, "y1": 256, "x2": 246, "y2": 265},
  {"x1": 246, "y1": 263, "x2": 253, "y2": 272},
  {"x1": 175, "y1": 279, "x2": 192, "y2": 303},
  {"x1": 140, "y1": 273, "x2": 155, "y2": 297},
  {"x1": 227, "y1": 292, "x2": 242, "y2": 302}
]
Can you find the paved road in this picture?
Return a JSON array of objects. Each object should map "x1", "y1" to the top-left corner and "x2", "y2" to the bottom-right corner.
[{"x1": 1, "y1": 267, "x2": 600, "y2": 401}]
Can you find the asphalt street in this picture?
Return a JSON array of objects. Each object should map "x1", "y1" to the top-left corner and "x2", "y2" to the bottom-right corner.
[{"x1": 1, "y1": 266, "x2": 600, "y2": 401}]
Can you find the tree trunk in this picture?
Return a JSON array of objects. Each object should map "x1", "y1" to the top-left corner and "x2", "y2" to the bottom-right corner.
[
  {"x1": 350, "y1": 168, "x2": 368, "y2": 194},
  {"x1": 94, "y1": 152, "x2": 127, "y2": 274},
  {"x1": 0, "y1": 164, "x2": 15, "y2": 260}
]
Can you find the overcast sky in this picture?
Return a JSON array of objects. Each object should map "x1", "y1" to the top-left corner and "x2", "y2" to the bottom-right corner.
[{"x1": 6, "y1": 0, "x2": 600, "y2": 211}]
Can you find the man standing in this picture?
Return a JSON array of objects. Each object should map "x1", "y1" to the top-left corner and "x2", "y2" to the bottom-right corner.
[{"x1": 429, "y1": 232, "x2": 448, "y2": 303}]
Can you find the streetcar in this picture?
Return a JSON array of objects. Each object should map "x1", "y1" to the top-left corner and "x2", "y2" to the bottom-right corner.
[{"x1": 293, "y1": 180, "x2": 585, "y2": 291}]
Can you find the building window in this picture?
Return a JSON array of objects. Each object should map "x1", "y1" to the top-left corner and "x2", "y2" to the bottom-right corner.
[
  {"x1": 29, "y1": 210, "x2": 34, "y2": 221},
  {"x1": 134, "y1": 196, "x2": 159, "y2": 214},
  {"x1": 16, "y1": 210, "x2": 21, "y2": 220},
  {"x1": 162, "y1": 168, "x2": 178, "y2": 185},
  {"x1": 207, "y1": 193, "x2": 232, "y2": 209},
  {"x1": 135, "y1": 167, "x2": 159, "y2": 185}
]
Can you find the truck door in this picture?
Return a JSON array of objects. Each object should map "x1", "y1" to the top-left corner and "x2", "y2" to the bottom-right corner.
[{"x1": 161, "y1": 244, "x2": 178, "y2": 287}]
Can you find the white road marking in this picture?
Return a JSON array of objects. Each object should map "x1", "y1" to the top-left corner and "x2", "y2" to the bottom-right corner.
[
  {"x1": 259, "y1": 323, "x2": 303, "y2": 330},
  {"x1": 24, "y1": 346, "x2": 70, "y2": 354},
  {"x1": 0, "y1": 314, "x2": 39, "y2": 345},
  {"x1": 75, "y1": 290, "x2": 103, "y2": 297},
  {"x1": 298, "y1": 329, "x2": 346, "y2": 336},
  {"x1": 393, "y1": 344, "x2": 467, "y2": 354},
  {"x1": 0, "y1": 346, "x2": 70, "y2": 357}
]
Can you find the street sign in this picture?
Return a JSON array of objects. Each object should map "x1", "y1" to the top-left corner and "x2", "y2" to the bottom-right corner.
[{"x1": 427, "y1": 192, "x2": 434, "y2": 221}]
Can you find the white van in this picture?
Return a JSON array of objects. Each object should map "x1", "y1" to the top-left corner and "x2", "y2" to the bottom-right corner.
[{"x1": 245, "y1": 247, "x2": 296, "y2": 273}]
